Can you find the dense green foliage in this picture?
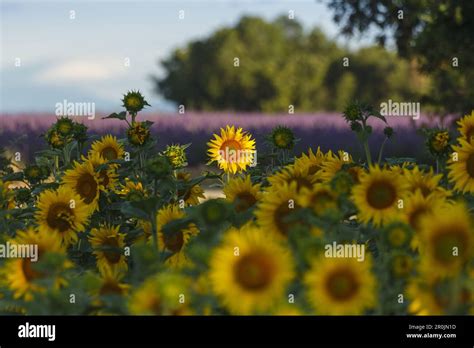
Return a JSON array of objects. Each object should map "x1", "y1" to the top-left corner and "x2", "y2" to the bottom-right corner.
[
  {"x1": 154, "y1": 16, "x2": 425, "y2": 112},
  {"x1": 324, "y1": 0, "x2": 474, "y2": 114}
]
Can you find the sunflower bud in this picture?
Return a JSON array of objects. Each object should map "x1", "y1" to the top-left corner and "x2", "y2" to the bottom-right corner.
[
  {"x1": 122, "y1": 90, "x2": 150, "y2": 114},
  {"x1": 269, "y1": 126, "x2": 295, "y2": 150},
  {"x1": 343, "y1": 102, "x2": 362, "y2": 122},
  {"x1": 163, "y1": 144, "x2": 187, "y2": 168},
  {"x1": 146, "y1": 155, "x2": 172, "y2": 179},
  {"x1": 430, "y1": 130, "x2": 450, "y2": 153},
  {"x1": 196, "y1": 199, "x2": 231, "y2": 228},
  {"x1": 45, "y1": 129, "x2": 66, "y2": 149},
  {"x1": 56, "y1": 117, "x2": 74, "y2": 136}
]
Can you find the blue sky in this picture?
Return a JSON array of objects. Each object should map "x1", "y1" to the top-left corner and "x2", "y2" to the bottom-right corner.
[{"x1": 0, "y1": 0, "x2": 373, "y2": 113}]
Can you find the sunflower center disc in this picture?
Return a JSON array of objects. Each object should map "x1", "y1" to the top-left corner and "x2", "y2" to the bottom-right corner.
[
  {"x1": 22, "y1": 257, "x2": 44, "y2": 281},
  {"x1": 47, "y1": 203, "x2": 73, "y2": 232},
  {"x1": 163, "y1": 230, "x2": 184, "y2": 253},
  {"x1": 326, "y1": 270, "x2": 359, "y2": 301},
  {"x1": 220, "y1": 140, "x2": 243, "y2": 163},
  {"x1": 465, "y1": 154, "x2": 474, "y2": 178},
  {"x1": 408, "y1": 206, "x2": 428, "y2": 230},
  {"x1": 432, "y1": 230, "x2": 465, "y2": 264},
  {"x1": 101, "y1": 147, "x2": 118, "y2": 160},
  {"x1": 235, "y1": 192, "x2": 257, "y2": 212},
  {"x1": 77, "y1": 173, "x2": 98, "y2": 204},
  {"x1": 234, "y1": 253, "x2": 275, "y2": 290},
  {"x1": 366, "y1": 181, "x2": 396, "y2": 209},
  {"x1": 103, "y1": 235, "x2": 121, "y2": 264}
]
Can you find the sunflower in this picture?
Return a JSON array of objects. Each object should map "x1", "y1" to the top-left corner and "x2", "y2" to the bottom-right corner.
[
  {"x1": 448, "y1": 138, "x2": 474, "y2": 193},
  {"x1": 209, "y1": 224, "x2": 294, "y2": 314},
  {"x1": 156, "y1": 204, "x2": 199, "y2": 267},
  {"x1": 429, "y1": 130, "x2": 451, "y2": 155},
  {"x1": 401, "y1": 190, "x2": 445, "y2": 232},
  {"x1": 320, "y1": 150, "x2": 361, "y2": 183},
  {"x1": 255, "y1": 182, "x2": 307, "y2": 238},
  {"x1": 95, "y1": 269, "x2": 130, "y2": 297},
  {"x1": 329, "y1": 171, "x2": 354, "y2": 196},
  {"x1": 128, "y1": 273, "x2": 191, "y2": 315},
  {"x1": 196, "y1": 199, "x2": 231, "y2": 227},
  {"x1": 89, "y1": 225, "x2": 128, "y2": 276},
  {"x1": 389, "y1": 161, "x2": 415, "y2": 175},
  {"x1": 267, "y1": 164, "x2": 320, "y2": 192},
  {"x1": 272, "y1": 304, "x2": 303, "y2": 316},
  {"x1": 381, "y1": 222, "x2": 412, "y2": 249},
  {"x1": 1, "y1": 228, "x2": 70, "y2": 301},
  {"x1": 294, "y1": 147, "x2": 327, "y2": 176},
  {"x1": 351, "y1": 165, "x2": 407, "y2": 226},
  {"x1": 300, "y1": 183, "x2": 339, "y2": 218},
  {"x1": 122, "y1": 90, "x2": 150, "y2": 114},
  {"x1": 45, "y1": 129, "x2": 66, "y2": 149},
  {"x1": 35, "y1": 186, "x2": 90, "y2": 246},
  {"x1": 119, "y1": 178, "x2": 148, "y2": 201},
  {"x1": 56, "y1": 117, "x2": 74, "y2": 136},
  {"x1": 223, "y1": 175, "x2": 262, "y2": 212},
  {"x1": 408, "y1": 275, "x2": 472, "y2": 315},
  {"x1": 86, "y1": 153, "x2": 118, "y2": 192},
  {"x1": 87, "y1": 268, "x2": 130, "y2": 309},
  {"x1": 127, "y1": 121, "x2": 151, "y2": 146},
  {"x1": 207, "y1": 125, "x2": 256, "y2": 174},
  {"x1": 164, "y1": 144, "x2": 188, "y2": 168},
  {"x1": 403, "y1": 166, "x2": 449, "y2": 198},
  {"x1": 176, "y1": 171, "x2": 205, "y2": 206},
  {"x1": 89, "y1": 135, "x2": 125, "y2": 162},
  {"x1": 269, "y1": 125, "x2": 295, "y2": 150},
  {"x1": 417, "y1": 203, "x2": 473, "y2": 277},
  {"x1": 390, "y1": 252, "x2": 415, "y2": 278},
  {"x1": 304, "y1": 256, "x2": 376, "y2": 315},
  {"x1": 457, "y1": 110, "x2": 474, "y2": 142},
  {"x1": 62, "y1": 160, "x2": 101, "y2": 212}
]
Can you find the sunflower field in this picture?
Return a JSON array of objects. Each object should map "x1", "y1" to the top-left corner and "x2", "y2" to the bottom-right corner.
[{"x1": 0, "y1": 91, "x2": 473, "y2": 316}]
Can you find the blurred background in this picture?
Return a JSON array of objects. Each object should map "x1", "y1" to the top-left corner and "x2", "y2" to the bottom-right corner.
[{"x1": 1, "y1": 0, "x2": 473, "y2": 164}]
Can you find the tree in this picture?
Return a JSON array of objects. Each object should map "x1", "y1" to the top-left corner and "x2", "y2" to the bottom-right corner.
[
  {"x1": 154, "y1": 15, "x2": 424, "y2": 112},
  {"x1": 324, "y1": 0, "x2": 474, "y2": 114}
]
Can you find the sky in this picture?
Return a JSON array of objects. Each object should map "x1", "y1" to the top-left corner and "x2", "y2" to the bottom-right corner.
[{"x1": 0, "y1": 0, "x2": 374, "y2": 113}]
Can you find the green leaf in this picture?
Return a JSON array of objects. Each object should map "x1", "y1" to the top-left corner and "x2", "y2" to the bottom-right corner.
[
  {"x1": 2, "y1": 172, "x2": 23, "y2": 182},
  {"x1": 103, "y1": 111, "x2": 127, "y2": 121}
]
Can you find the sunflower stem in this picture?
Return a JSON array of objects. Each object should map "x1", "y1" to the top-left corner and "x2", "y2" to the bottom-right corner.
[
  {"x1": 54, "y1": 155, "x2": 59, "y2": 178},
  {"x1": 377, "y1": 138, "x2": 388, "y2": 165},
  {"x1": 363, "y1": 141, "x2": 372, "y2": 167}
]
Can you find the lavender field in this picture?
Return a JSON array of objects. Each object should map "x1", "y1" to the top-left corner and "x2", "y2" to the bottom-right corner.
[{"x1": 0, "y1": 112, "x2": 453, "y2": 165}]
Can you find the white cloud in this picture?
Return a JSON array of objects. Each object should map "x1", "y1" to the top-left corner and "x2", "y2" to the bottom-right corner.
[{"x1": 34, "y1": 58, "x2": 126, "y2": 84}]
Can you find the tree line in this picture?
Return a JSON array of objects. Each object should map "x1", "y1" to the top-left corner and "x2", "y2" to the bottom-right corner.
[{"x1": 154, "y1": 10, "x2": 470, "y2": 115}]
